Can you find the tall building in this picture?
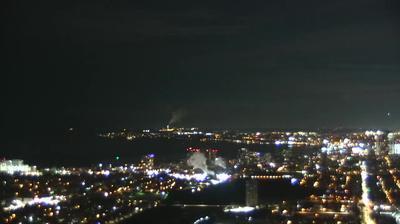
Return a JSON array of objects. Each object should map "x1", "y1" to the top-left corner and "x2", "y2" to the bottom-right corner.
[
  {"x1": 374, "y1": 134, "x2": 386, "y2": 155},
  {"x1": 388, "y1": 132, "x2": 400, "y2": 155},
  {"x1": 245, "y1": 179, "x2": 258, "y2": 207},
  {"x1": 389, "y1": 143, "x2": 400, "y2": 155},
  {"x1": 0, "y1": 160, "x2": 37, "y2": 175}
]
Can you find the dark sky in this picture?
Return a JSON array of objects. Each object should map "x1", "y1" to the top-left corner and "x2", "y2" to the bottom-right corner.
[{"x1": 2, "y1": 0, "x2": 400, "y2": 131}]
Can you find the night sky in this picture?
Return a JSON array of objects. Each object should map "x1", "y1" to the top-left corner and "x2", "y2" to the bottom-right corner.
[{"x1": 2, "y1": 0, "x2": 400, "y2": 132}]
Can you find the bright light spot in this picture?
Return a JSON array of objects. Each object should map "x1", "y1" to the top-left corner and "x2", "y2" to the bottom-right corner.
[
  {"x1": 291, "y1": 178, "x2": 299, "y2": 186},
  {"x1": 224, "y1": 206, "x2": 255, "y2": 213}
]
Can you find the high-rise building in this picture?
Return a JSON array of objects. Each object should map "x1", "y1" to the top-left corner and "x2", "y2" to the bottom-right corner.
[
  {"x1": 245, "y1": 179, "x2": 258, "y2": 207},
  {"x1": 388, "y1": 133, "x2": 400, "y2": 155},
  {"x1": 389, "y1": 143, "x2": 400, "y2": 155},
  {"x1": 374, "y1": 134, "x2": 386, "y2": 155}
]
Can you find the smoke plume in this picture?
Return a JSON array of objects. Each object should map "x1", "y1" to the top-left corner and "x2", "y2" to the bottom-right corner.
[
  {"x1": 168, "y1": 109, "x2": 186, "y2": 126},
  {"x1": 214, "y1": 157, "x2": 227, "y2": 169},
  {"x1": 187, "y1": 152, "x2": 214, "y2": 175}
]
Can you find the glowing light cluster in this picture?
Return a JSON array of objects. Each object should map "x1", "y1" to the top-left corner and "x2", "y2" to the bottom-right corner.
[
  {"x1": 224, "y1": 206, "x2": 255, "y2": 213},
  {"x1": 170, "y1": 173, "x2": 208, "y2": 182},
  {"x1": 210, "y1": 173, "x2": 230, "y2": 185},
  {"x1": 0, "y1": 160, "x2": 40, "y2": 176},
  {"x1": 360, "y1": 161, "x2": 376, "y2": 224},
  {"x1": 170, "y1": 172, "x2": 231, "y2": 185},
  {"x1": 3, "y1": 196, "x2": 66, "y2": 211},
  {"x1": 193, "y1": 216, "x2": 210, "y2": 224}
]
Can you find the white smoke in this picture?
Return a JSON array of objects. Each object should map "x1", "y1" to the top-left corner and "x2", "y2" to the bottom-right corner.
[
  {"x1": 187, "y1": 152, "x2": 214, "y2": 175},
  {"x1": 168, "y1": 109, "x2": 186, "y2": 126},
  {"x1": 214, "y1": 157, "x2": 227, "y2": 169}
]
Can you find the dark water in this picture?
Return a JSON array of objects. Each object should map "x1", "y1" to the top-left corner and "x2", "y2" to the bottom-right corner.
[{"x1": 1, "y1": 131, "x2": 290, "y2": 167}]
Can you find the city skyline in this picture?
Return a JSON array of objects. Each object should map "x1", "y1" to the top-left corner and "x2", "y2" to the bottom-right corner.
[{"x1": 3, "y1": 129, "x2": 400, "y2": 223}]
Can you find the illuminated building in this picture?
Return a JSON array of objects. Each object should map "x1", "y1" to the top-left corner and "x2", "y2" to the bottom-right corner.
[
  {"x1": 389, "y1": 143, "x2": 400, "y2": 155},
  {"x1": 0, "y1": 160, "x2": 39, "y2": 175},
  {"x1": 374, "y1": 134, "x2": 385, "y2": 155},
  {"x1": 388, "y1": 133, "x2": 400, "y2": 155}
]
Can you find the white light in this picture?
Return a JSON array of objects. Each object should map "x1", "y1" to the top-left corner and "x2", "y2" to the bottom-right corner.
[
  {"x1": 217, "y1": 173, "x2": 230, "y2": 181},
  {"x1": 3, "y1": 196, "x2": 66, "y2": 211},
  {"x1": 352, "y1": 147, "x2": 366, "y2": 155},
  {"x1": 224, "y1": 206, "x2": 255, "y2": 213},
  {"x1": 102, "y1": 170, "x2": 110, "y2": 176},
  {"x1": 0, "y1": 160, "x2": 41, "y2": 176}
]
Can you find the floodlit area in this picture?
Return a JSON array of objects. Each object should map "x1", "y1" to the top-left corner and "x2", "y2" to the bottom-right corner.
[{"x1": 3, "y1": 196, "x2": 66, "y2": 211}]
